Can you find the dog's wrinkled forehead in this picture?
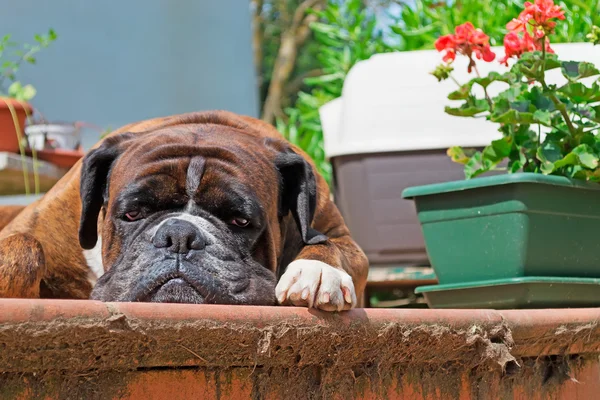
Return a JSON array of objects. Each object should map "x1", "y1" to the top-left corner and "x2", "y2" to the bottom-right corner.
[
  {"x1": 99, "y1": 130, "x2": 279, "y2": 221},
  {"x1": 113, "y1": 130, "x2": 276, "y2": 196}
]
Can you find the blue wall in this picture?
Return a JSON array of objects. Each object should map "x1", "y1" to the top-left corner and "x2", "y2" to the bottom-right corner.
[{"x1": 0, "y1": 0, "x2": 259, "y2": 204}]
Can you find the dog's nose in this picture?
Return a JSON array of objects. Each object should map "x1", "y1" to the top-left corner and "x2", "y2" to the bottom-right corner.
[{"x1": 152, "y1": 219, "x2": 206, "y2": 254}]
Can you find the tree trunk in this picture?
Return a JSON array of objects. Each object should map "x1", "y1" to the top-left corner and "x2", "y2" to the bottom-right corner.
[
  {"x1": 261, "y1": 0, "x2": 324, "y2": 125},
  {"x1": 251, "y1": 0, "x2": 264, "y2": 91}
]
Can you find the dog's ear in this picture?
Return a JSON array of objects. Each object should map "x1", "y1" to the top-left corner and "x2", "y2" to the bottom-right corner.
[
  {"x1": 79, "y1": 133, "x2": 135, "y2": 250},
  {"x1": 266, "y1": 139, "x2": 328, "y2": 245}
]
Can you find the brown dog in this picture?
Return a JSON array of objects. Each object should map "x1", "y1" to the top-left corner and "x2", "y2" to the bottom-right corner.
[{"x1": 0, "y1": 111, "x2": 368, "y2": 311}]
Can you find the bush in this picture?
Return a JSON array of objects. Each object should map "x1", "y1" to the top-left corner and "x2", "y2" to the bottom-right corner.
[{"x1": 278, "y1": 0, "x2": 600, "y2": 185}]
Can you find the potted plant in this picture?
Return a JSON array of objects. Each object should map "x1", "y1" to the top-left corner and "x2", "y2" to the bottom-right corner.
[
  {"x1": 23, "y1": 120, "x2": 96, "y2": 169},
  {"x1": 402, "y1": 0, "x2": 600, "y2": 309},
  {"x1": 0, "y1": 29, "x2": 57, "y2": 153}
]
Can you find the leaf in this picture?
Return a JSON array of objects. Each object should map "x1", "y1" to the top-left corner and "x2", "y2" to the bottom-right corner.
[
  {"x1": 447, "y1": 146, "x2": 475, "y2": 165},
  {"x1": 310, "y1": 22, "x2": 339, "y2": 35},
  {"x1": 447, "y1": 84, "x2": 471, "y2": 100},
  {"x1": 444, "y1": 104, "x2": 488, "y2": 117},
  {"x1": 496, "y1": 85, "x2": 527, "y2": 103},
  {"x1": 483, "y1": 137, "x2": 512, "y2": 164},
  {"x1": 391, "y1": 24, "x2": 438, "y2": 37},
  {"x1": 591, "y1": 105, "x2": 600, "y2": 123},
  {"x1": 464, "y1": 152, "x2": 486, "y2": 179},
  {"x1": 509, "y1": 160, "x2": 524, "y2": 173},
  {"x1": 7, "y1": 81, "x2": 21, "y2": 97},
  {"x1": 490, "y1": 109, "x2": 535, "y2": 124},
  {"x1": 7, "y1": 81, "x2": 36, "y2": 101},
  {"x1": 553, "y1": 153, "x2": 577, "y2": 169},
  {"x1": 526, "y1": 86, "x2": 555, "y2": 111},
  {"x1": 463, "y1": 149, "x2": 501, "y2": 179},
  {"x1": 553, "y1": 145, "x2": 600, "y2": 171},
  {"x1": 303, "y1": 72, "x2": 344, "y2": 85},
  {"x1": 541, "y1": 53, "x2": 562, "y2": 71},
  {"x1": 510, "y1": 101, "x2": 531, "y2": 113},
  {"x1": 47, "y1": 29, "x2": 58, "y2": 41},
  {"x1": 572, "y1": 144, "x2": 599, "y2": 169},
  {"x1": 570, "y1": 104, "x2": 597, "y2": 121},
  {"x1": 513, "y1": 52, "x2": 561, "y2": 79},
  {"x1": 445, "y1": 98, "x2": 489, "y2": 117},
  {"x1": 561, "y1": 61, "x2": 600, "y2": 82},
  {"x1": 471, "y1": 71, "x2": 515, "y2": 89},
  {"x1": 557, "y1": 82, "x2": 600, "y2": 103},
  {"x1": 533, "y1": 109, "x2": 553, "y2": 126},
  {"x1": 536, "y1": 140, "x2": 562, "y2": 174}
]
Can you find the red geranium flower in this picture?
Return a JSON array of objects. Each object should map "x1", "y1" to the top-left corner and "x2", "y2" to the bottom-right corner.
[
  {"x1": 435, "y1": 35, "x2": 457, "y2": 62},
  {"x1": 500, "y1": 30, "x2": 555, "y2": 66},
  {"x1": 435, "y1": 22, "x2": 496, "y2": 73},
  {"x1": 506, "y1": 0, "x2": 565, "y2": 38}
]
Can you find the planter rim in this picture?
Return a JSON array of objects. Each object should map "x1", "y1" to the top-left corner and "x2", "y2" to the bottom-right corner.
[
  {"x1": 415, "y1": 276, "x2": 600, "y2": 293},
  {"x1": 0, "y1": 97, "x2": 32, "y2": 112},
  {"x1": 2, "y1": 299, "x2": 600, "y2": 372},
  {"x1": 402, "y1": 172, "x2": 600, "y2": 199}
]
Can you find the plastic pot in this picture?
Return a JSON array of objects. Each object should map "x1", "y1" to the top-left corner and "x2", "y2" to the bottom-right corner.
[
  {"x1": 402, "y1": 173, "x2": 600, "y2": 285},
  {"x1": 25, "y1": 122, "x2": 81, "y2": 151}
]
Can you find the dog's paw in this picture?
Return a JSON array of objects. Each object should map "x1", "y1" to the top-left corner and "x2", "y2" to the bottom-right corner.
[{"x1": 275, "y1": 259, "x2": 356, "y2": 311}]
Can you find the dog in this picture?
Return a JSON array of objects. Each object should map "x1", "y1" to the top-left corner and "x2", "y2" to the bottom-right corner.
[{"x1": 0, "y1": 111, "x2": 368, "y2": 311}]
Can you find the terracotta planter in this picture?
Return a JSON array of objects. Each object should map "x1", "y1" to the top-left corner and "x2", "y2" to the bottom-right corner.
[
  {"x1": 1, "y1": 300, "x2": 600, "y2": 399},
  {"x1": 26, "y1": 147, "x2": 85, "y2": 169},
  {"x1": 0, "y1": 98, "x2": 32, "y2": 153}
]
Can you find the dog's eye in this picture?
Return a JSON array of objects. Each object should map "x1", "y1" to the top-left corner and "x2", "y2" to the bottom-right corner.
[
  {"x1": 230, "y1": 217, "x2": 250, "y2": 227},
  {"x1": 124, "y1": 211, "x2": 143, "y2": 221}
]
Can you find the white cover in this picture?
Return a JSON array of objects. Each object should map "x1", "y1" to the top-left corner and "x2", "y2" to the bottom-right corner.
[
  {"x1": 25, "y1": 123, "x2": 80, "y2": 150},
  {"x1": 320, "y1": 43, "x2": 600, "y2": 158}
]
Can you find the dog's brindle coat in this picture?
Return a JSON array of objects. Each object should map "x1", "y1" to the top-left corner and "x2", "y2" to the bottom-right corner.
[{"x1": 0, "y1": 111, "x2": 368, "y2": 311}]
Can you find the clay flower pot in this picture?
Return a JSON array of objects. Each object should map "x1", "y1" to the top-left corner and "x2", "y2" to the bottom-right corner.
[
  {"x1": 0, "y1": 98, "x2": 32, "y2": 153},
  {"x1": 24, "y1": 122, "x2": 85, "y2": 169},
  {"x1": 26, "y1": 147, "x2": 85, "y2": 169}
]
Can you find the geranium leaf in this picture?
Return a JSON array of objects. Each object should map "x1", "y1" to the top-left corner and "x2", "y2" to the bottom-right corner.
[
  {"x1": 447, "y1": 84, "x2": 472, "y2": 100},
  {"x1": 561, "y1": 61, "x2": 600, "y2": 82},
  {"x1": 533, "y1": 109, "x2": 553, "y2": 126},
  {"x1": 445, "y1": 100, "x2": 489, "y2": 117},
  {"x1": 483, "y1": 137, "x2": 512, "y2": 164},
  {"x1": 572, "y1": 144, "x2": 599, "y2": 169},
  {"x1": 447, "y1": 146, "x2": 475, "y2": 165},
  {"x1": 464, "y1": 152, "x2": 490, "y2": 179},
  {"x1": 558, "y1": 82, "x2": 600, "y2": 103},
  {"x1": 490, "y1": 109, "x2": 535, "y2": 124},
  {"x1": 536, "y1": 140, "x2": 562, "y2": 174}
]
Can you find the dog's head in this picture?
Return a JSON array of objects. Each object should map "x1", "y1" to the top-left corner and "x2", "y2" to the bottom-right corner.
[{"x1": 79, "y1": 123, "x2": 327, "y2": 305}]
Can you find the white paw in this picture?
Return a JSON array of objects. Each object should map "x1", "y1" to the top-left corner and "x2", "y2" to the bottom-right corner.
[{"x1": 275, "y1": 259, "x2": 357, "y2": 311}]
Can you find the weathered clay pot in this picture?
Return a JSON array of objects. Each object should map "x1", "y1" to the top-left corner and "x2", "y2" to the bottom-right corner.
[{"x1": 0, "y1": 98, "x2": 32, "y2": 153}]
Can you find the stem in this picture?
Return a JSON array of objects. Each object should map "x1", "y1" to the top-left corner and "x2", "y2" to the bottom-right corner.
[
  {"x1": 0, "y1": 44, "x2": 42, "y2": 93},
  {"x1": 538, "y1": 36, "x2": 577, "y2": 136},
  {"x1": 473, "y1": 63, "x2": 494, "y2": 110},
  {"x1": 449, "y1": 74, "x2": 461, "y2": 87}
]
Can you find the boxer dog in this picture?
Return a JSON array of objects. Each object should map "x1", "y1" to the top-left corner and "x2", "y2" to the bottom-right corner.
[{"x1": 0, "y1": 111, "x2": 368, "y2": 311}]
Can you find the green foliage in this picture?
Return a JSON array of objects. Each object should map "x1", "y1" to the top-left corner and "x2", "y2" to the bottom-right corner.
[
  {"x1": 0, "y1": 29, "x2": 57, "y2": 101},
  {"x1": 277, "y1": 0, "x2": 393, "y2": 183},
  {"x1": 392, "y1": 0, "x2": 600, "y2": 50},
  {"x1": 444, "y1": 40, "x2": 600, "y2": 181},
  {"x1": 278, "y1": 0, "x2": 600, "y2": 185}
]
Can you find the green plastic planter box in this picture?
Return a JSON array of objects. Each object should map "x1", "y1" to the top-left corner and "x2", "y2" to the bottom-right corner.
[{"x1": 402, "y1": 173, "x2": 600, "y2": 285}]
